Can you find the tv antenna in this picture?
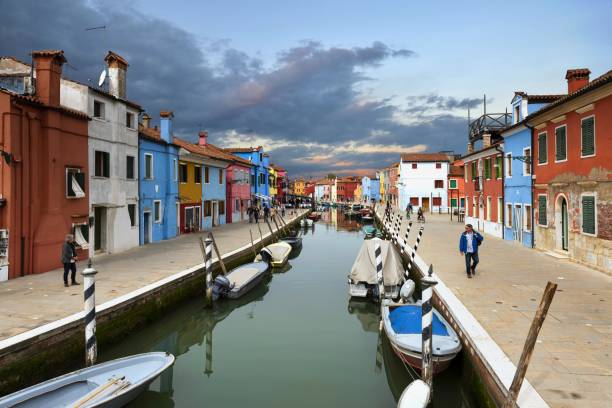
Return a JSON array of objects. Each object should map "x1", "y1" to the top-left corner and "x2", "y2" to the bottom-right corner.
[{"x1": 98, "y1": 69, "x2": 107, "y2": 88}]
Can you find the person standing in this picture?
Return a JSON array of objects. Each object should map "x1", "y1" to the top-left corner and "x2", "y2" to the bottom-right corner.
[
  {"x1": 247, "y1": 204, "x2": 254, "y2": 223},
  {"x1": 254, "y1": 206, "x2": 260, "y2": 224},
  {"x1": 281, "y1": 203, "x2": 286, "y2": 217},
  {"x1": 459, "y1": 224, "x2": 483, "y2": 278},
  {"x1": 263, "y1": 204, "x2": 270, "y2": 221},
  {"x1": 61, "y1": 234, "x2": 79, "y2": 287}
]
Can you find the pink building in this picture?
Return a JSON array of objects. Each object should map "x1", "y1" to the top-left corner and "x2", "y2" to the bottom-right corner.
[{"x1": 225, "y1": 157, "x2": 253, "y2": 223}]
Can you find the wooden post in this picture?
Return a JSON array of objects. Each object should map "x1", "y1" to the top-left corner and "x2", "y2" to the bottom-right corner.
[
  {"x1": 209, "y1": 233, "x2": 227, "y2": 275},
  {"x1": 256, "y1": 222, "x2": 264, "y2": 249},
  {"x1": 249, "y1": 229, "x2": 257, "y2": 257},
  {"x1": 421, "y1": 264, "x2": 438, "y2": 401},
  {"x1": 502, "y1": 281, "x2": 557, "y2": 408},
  {"x1": 265, "y1": 218, "x2": 276, "y2": 241}
]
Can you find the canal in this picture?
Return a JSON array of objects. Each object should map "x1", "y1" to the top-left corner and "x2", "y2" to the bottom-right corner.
[{"x1": 100, "y1": 210, "x2": 478, "y2": 407}]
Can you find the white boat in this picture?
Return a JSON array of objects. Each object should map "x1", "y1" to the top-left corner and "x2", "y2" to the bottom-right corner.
[
  {"x1": 300, "y1": 218, "x2": 314, "y2": 227},
  {"x1": 348, "y1": 239, "x2": 405, "y2": 300},
  {"x1": 0, "y1": 352, "x2": 174, "y2": 408},
  {"x1": 255, "y1": 242, "x2": 292, "y2": 268},
  {"x1": 397, "y1": 379, "x2": 430, "y2": 408},
  {"x1": 212, "y1": 249, "x2": 272, "y2": 301}
]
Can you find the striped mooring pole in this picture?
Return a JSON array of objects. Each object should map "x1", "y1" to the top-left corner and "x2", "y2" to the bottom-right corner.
[
  {"x1": 204, "y1": 234, "x2": 213, "y2": 308},
  {"x1": 204, "y1": 328, "x2": 213, "y2": 376},
  {"x1": 421, "y1": 264, "x2": 438, "y2": 400},
  {"x1": 374, "y1": 238, "x2": 384, "y2": 300},
  {"x1": 82, "y1": 260, "x2": 98, "y2": 367},
  {"x1": 413, "y1": 226, "x2": 424, "y2": 254}
]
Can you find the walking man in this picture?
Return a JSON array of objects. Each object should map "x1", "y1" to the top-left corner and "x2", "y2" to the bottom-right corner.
[
  {"x1": 61, "y1": 234, "x2": 79, "y2": 287},
  {"x1": 263, "y1": 205, "x2": 270, "y2": 221},
  {"x1": 254, "y1": 206, "x2": 260, "y2": 223},
  {"x1": 247, "y1": 205, "x2": 254, "y2": 223},
  {"x1": 459, "y1": 224, "x2": 483, "y2": 278}
]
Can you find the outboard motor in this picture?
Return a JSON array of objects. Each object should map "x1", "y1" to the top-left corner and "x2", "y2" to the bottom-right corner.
[
  {"x1": 399, "y1": 279, "x2": 416, "y2": 304},
  {"x1": 212, "y1": 275, "x2": 233, "y2": 301},
  {"x1": 259, "y1": 247, "x2": 273, "y2": 266}
]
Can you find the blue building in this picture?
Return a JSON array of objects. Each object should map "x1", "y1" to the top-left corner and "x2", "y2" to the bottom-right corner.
[
  {"x1": 361, "y1": 176, "x2": 380, "y2": 203},
  {"x1": 502, "y1": 92, "x2": 560, "y2": 247},
  {"x1": 138, "y1": 112, "x2": 179, "y2": 245},
  {"x1": 226, "y1": 146, "x2": 269, "y2": 205}
]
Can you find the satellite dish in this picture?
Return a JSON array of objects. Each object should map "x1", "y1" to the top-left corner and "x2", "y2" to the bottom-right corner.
[{"x1": 98, "y1": 69, "x2": 107, "y2": 87}]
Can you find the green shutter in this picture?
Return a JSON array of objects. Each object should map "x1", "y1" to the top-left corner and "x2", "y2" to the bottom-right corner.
[
  {"x1": 484, "y1": 158, "x2": 490, "y2": 179},
  {"x1": 472, "y1": 162, "x2": 477, "y2": 180},
  {"x1": 555, "y1": 127, "x2": 567, "y2": 161},
  {"x1": 581, "y1": 117, "x2": 595, "y2": 156},
  {"x1": 538, "y1": 133, "x2": 547, "y2": 164},
  {"x1": 538, "y1": 196, "x2": 547, "y2": 226},
  {"x1": 582, "y1": 196, "x2": 595, "y2": 234},
  {"x1": 496, "y1": 156, "x2": 502, "y2": 179},
  {"x1": 450, "y1": 179, "x2": 457, "y2": 189},
  {"x1": 450, "y1": 198, "x2": 458, "y2": 208}
]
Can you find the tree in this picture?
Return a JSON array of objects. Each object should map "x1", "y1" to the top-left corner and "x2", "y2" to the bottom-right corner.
[{"x1": 327, "y1": 173, "x2": 336, "y2": 179}]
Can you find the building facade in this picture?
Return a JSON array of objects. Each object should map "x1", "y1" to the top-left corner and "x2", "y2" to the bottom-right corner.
[
  {"x1": 226, "y1": 157, "x2": 252, "y2": 224},
  {"x1": 388, "y1": 164, "x2": 399, "y2": 206},
  {"x1": 175, "y1": 141, "x2": 203, "y2": 233},
  {"x1": 335, "y1": 177, "x2": 360, "y2": 202},
  {"x1": 398, "y1": 153, "x2": 450, "y2": 213},
  {"x1": 226, "y1": 146, "x2": 270, "y2": 205},
  {"x1": 447, "y1": 160, "x2": 465, "y2": 213},
  {"x1": 361, "y1": 176, "x2": 380, "y2": 203},
  {"x1": 528, "y1": 69, "x2": 612, "y2": 271}
]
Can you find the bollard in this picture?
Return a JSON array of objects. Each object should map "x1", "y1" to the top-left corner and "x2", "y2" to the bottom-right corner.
[
  {"x1": 421, "y1": 264, "x2": 438, "y2": 401},
  {"x1": 413, "y1": 226, "x2": 424, "y2": 254},
  {"x1": 204, "y1": 328, "x2": 213, "y2": 377},
  {"x1": 82, "y1": 260, "x2": 98, "y2": 367},
  {"x1": 374, "y1": 238, "x2": 384, "y2": 301},
  {"x1": 204, "y1": 235, "x2": 213, "y2": 308}
]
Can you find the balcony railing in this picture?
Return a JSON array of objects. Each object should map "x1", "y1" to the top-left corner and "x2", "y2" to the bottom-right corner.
[{"x1": 469, "y1": 113, "x2": 511, "y2": 142}]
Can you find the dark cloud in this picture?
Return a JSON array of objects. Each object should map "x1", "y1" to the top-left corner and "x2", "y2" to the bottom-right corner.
[
  {"x1": 0, "y1": 0, "x2": 468, "y2": 176},
  {"x1": 405, "y1": 94, "x2": 484, "y2": 114}
]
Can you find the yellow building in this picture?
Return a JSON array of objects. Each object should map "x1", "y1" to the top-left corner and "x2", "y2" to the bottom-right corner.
[
  {"x1": 294, "y1": 178, "x2": 306, "y2": 196},
  {"x1": 354, "y1": 184, "x2": 362, "y2": 203},
  {"x1": 378, "y1": 170, "x2": 385, "y2": 202},
  {"x1": 268, "y1": 166, "x2": 277, "y2": 202},
  {"x1": 175, "y1": 138, "x2": 204, "y2": 233}
]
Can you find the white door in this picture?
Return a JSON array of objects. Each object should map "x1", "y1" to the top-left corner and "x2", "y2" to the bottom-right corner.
[{"x1": 513, "y1": 205, "x2": 523, "y2": 242}]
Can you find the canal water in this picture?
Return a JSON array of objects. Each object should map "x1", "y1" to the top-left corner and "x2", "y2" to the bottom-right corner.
[{"x1": 100, "y1": 210, "x2": 477, "y2": 407}]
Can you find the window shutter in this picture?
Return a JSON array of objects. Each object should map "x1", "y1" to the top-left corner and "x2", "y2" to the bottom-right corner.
[
  {"x1": 538, "y1": 134, "x2": 547, "y2": 164},
  {"x1": 582, "y1": 196, "x2": 595, "y2": 234},
  {"x1": 484, "y1": 159, "x2": 490, "y2": 179},
  {"x1": 538, "y1": 196, "x2": 547, "y2": 226},
  {"x1": 555, "y1": 127, "x2": 566, "y2": 161},
  {"x1": 581, "y1": 117, "x2": 595, "y2": 156},
  {"x1": 496, "y1": 156, "x2": 502, "y2": 179}
]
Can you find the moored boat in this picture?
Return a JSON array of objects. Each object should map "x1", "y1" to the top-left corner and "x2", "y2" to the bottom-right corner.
[
  {"x1": 212, "y1": 249, "x2": 272, "y2": 301},
  {"x1": 300, "y1": 218, "x2": 314, "y2": 227},
  {"x1": 0, "y1": 352, "x2": 175, "y2": 408},
  {"x1": 281, "y1": 235, "x2": 303, "y2": 250},
  {"x1": 255, "y1": 241, "x2": 292, "y2": 268}
]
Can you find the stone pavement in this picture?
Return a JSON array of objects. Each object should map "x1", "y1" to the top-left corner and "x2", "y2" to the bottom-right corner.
[
  {"x1": 0, "y1": 210, "x2": 306, "y2": 341},
  {"x1": 401, "y1": 212, "x2": 612, "y2": 408}
]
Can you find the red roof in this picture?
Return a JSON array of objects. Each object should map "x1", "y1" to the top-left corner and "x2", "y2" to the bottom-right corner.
[
  {"x1": 401, "y1": 153, "x2": 451, "y2": 162},
  {"x1": 174, "y1": 137, "x2": 252, "y2": 166},
  {"x1": 224, "y1": 146, "x2": 262, "y2": 153}
]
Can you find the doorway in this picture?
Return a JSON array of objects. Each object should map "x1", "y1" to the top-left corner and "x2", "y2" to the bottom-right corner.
[
  {"x1": 143, "y1": 211, "x2": 151, "y2": 244},
  {"x1": 94, "y1": 206, "x2": 107, "y2": 252},
  {"x1": 421, "y1": 197, "x2": 430, "y2": 212},
  {"x1": 513, "y1": 204, "x2": 523, "y2": 243},
  {"x1": 556, "y1": 196, "x2": 569, "y2": 251},
  {"x1": 212, "y1": 201, "x2": 219, "y2": 226}
]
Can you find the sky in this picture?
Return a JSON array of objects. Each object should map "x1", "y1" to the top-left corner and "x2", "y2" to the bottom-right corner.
[{"x1": 1, "y1": 0, "x2": 610, "y2": 178}]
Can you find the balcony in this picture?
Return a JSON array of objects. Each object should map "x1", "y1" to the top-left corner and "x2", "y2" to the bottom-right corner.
[{"x1": 469, "y1": 113, "x2": 511, "y2": 143}]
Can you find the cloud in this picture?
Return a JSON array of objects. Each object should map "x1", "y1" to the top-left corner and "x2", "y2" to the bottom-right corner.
[{"x1": 0, "y1": 0, "x2": 469, "y2": 176}]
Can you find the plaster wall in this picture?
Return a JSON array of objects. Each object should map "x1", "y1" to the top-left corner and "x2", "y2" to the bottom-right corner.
[{"x1": 398, "y1": 161, "x2": 449, "y2": 212}]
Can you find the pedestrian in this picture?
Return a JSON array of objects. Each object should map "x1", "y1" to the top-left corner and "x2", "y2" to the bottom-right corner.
[
  {"x1": 61, "y1": 234, "x2": 79, "y2": 287},
  {"x1": 417, "y1": 207, "x2": 425, "y2": 222},
  {"x1": 247, "y1": 205, "x2": 253, "y2": 223},
  {"x1": 281, "y1": 203, "x2": 286, "y2": 217},
  {"x1": 263, "y1": 204, "x2": 270, "y2": 221},
  {"x1": 405, "y1": 203, "x2": 411, "y2": 218},
  {"x1": 408, "y1": 202, "x2": 413, "y2": 214},
  {"x1": 459, "y1": 224, "x2": 484, "y2": 278},
  {"x1": 254, "y1": 206, "x2": 260, "y2": 223}
]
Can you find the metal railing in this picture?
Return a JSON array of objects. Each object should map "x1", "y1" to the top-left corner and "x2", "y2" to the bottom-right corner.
[{"x1": 469, "y1": 113, "x2": 511, "y2": 141}]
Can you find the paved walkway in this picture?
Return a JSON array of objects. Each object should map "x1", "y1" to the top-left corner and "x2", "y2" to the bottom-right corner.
[
  {"x1": 399, "y1": 212, "x2": 612, "y2": 408},
  {"x1": 0, "y1": 210, "x2": 307, "y2": 341}
]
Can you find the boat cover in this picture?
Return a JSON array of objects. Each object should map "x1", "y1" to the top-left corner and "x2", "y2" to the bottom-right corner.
[
  {"x1": 389, "y1": 305, "x2": 449, "y2": 336},
  {"x1": 255, "y1": 242, "x2": 292, "y2": 263},
  {"x1": 349, "y1": 239, "x2": 404, "y2": 285}
]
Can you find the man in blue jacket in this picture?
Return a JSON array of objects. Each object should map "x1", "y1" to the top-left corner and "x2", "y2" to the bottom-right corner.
[{"x1": 459, "y1": 224, "x2": 483, "y2": 278}]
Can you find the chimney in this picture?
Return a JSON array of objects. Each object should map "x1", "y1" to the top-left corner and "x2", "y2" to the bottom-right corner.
[
  {"x1": 467, "y1": 142, "x2": 474, "y2": 154},
  {"x1": 482, "y1": 133, "x2": 492, "y2": 148},
  {"x1": 566, "y1": 69, "x2": 590, "y2": 94},
  {"x1": 31, "y1": 50, "x2": 66, "y2": 106},
  {"x1": 141, "y1": 113, "x2": 151, "y2": 129},
  {"x1": 159, "y1": 111, "x2": 173, "y2": 143},
  {"x1": 198, "y1": 131, "x2": 208, "y2": 146},
  {"x1": 104, "y1": 51, "x2": 128, "y2": 99}
]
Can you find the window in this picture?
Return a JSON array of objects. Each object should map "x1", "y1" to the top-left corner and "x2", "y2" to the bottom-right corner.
[
  {"x1": 204, "y1": 200, "x2": 212, "y2": 217},
  {"x1": 506, "y1": 154, "x2": 512, "y2": 177},
  {"x1": 195, "y1": 166, "x2": 202, "y2": 184},
  {"x1": 94, "y1": 151, "x2": 110, "y2": 178},
  {"x1": 555, "y1": 126, "x2": 567, "y2": 162},
  {"x1": 538, "y1": 132, "x2": 548, "y2": 164},
  {"x1": 412, "y1": 163, "x2": 417, "y2": 169},
  {"x1": 173, "y1": 159, "x2": 177, "y2": 181},
  {"x1": 435, "y1": 163, "x2": 441, "y2": 169},
  {"x1": 128, "y1": 204, "x2": 136, "y2": 227},
  {"x1": 506, "y1": 203, "x2": 513, "y2": 227},
  {"x1": 514, "y1": 105, "x2": 520, "y2": 124},
  {"x1": 449, "y1": 179, "x2": 457, "y2": 189},
  {"x1": 581, "y1": 195, "x2": 596, "y2": 235},
  {"x1": 72, "y1": 224, "x2": 89, "y2": 248},
  {"x1": 484, "y1": 158, "x2": 491, "y2": 180},
  {"x1": 538, "y1": 195, "x2": 547, "y2": 226},
  {"x1": 525, "y1": 204, "x2": 532, "y2": 231},
  {"x1": 126, "y1": 155, "x2": 135, "y2": 179},
  {"x1": 410, "y1": 197, "x2": 419, "y2": 205},
  {"x1": 154, "y1": 200, "x2": 162, "y2": 223},
  {"x1": 204, "y1": 167, "x2": 209, "y2": 184},
  {"x1": 235, "y1": 198, "x2": 239, "y2": 210},
  {"x1": 66, "y1": 168, "x2": 86, "y2": 198},
  {"x1": 434, "y1": 180, "x2": 444, "y2": 189},
  {"x1": 581, "y1": 116, "x2": 595, "y2": 157},
  {"x1": 450, "y1": 198, "x2": 458, "y2": 208},
  {"x1": 219, "y1": 200, "x2": 225, "y2": 215},
  {"x1": 126, "y1": 112, "x2": 134, "y2": 129},
  {"x1": 471, "y1": 162, "x2": 477, "y2": 180},
  {"x1": 93, "y1": 100, "x2": 105, "y2": 119},
  {"x1": 219, "y1": 169, "x2": 223, "y2": 184},
  {"x1": 487, "y1": 197, "x2": 492, "y2": 220},
  {"x1": 432, "y1": 197, "x2": 442, "y2": 206},
  {"x1": 251, "y1": 174, "x2": 256, "y2": 186},
  {"x1": 179, "y1": 163, "x2": 188, "y2": 183},
  {"x1": 523, "y1": 148, "x2": 531, "y2": 175},
  {"x1": 495, "y1": 156, "x2": 502, "y2": 179},
  {"x1": 497, "y1": 197, "x2": 502, "y2": 222},
  {"x1": 144, "y1": 153, "x2": 153, "y2": 180}
]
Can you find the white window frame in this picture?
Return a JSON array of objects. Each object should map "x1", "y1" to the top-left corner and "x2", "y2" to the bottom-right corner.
[
  {"x1": 497, "y1": 197, "x2": 502, "y2": 223},
  {"x1": 522, "y1": 147, "x2": 531, "y2": 176},
  {"x1": 524, "y1": 204, "x2": 532, "y2": 232},
  {"x1": 537, "y1": 194, "x2": 548, "y2": 228},
  {"x1": 449, "y1": 179, "x2": 457, "y2": 189},
  {"x1": 580, "y1": 115, "x2": 596, "y2": 158},
  {"x1": 580, "y1": 192, "x2": 597, "y2": 237},
  {"x1": 486, "y1": 196, "x2": 491, "y2": 221},
  {"x1": 554, "y1": 124, "x2": 568, "y2": 163},
  {"x1": 126, "y1": 112, "x2": 135, "y2": 129},
  {"x1": 154, "y1": 200, "x2": 162, "y2": 223},
  {"x1": 144, "y1": 153, "x2": 154, "y2": 180},
  {"x1": 505, "y1": 153, "x2": 512, "y2": 178},
  {"x1": 537, "y1": 132, "x2": 548, "y2": 166},
  {"x1": 173, "y1": 159, "x2": 178, "y2": 182}
]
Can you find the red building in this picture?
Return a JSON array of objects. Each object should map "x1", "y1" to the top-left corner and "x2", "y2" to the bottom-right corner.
[
  {"x1": 0, "y1": 50, "x2": 89, "y2": 280},
  {"x1": 447, "y1": 159, "x2": 465, "y2": 214},
  {"x1": 388, "y1": 163, "x2": 399, "y2": 206},
  {"x1": 222, "y1": 141, "x2": 253, "y2": 223},
  {"x1": 336, "y1": 176, "x2": 360, "y2": 202},
  {"x1": 271, "y1": 164, "x2": 287, "y2": 204},
  {"x1": 528, "y1": 69, "x2": 612, "y2": 271}
]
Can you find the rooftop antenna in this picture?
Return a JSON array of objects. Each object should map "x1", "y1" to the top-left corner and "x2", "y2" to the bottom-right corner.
[
  {"x1": 85, "y1": 25, "x2": 106, "y2": 31},
  {"x1": 483, "y1": 94, "x2": 487, "y2": 115},
  {"x1": 97, "y1": 69, "x2": 107, "y2": 88}
]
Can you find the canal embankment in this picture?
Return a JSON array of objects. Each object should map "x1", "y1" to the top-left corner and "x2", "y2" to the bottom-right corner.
[
  {"x1": 0, "y1": 210, "x2": 309, "y2": 395},
  {"x1": 377, "y1": 207, "x2": 612, "y2": 408}
]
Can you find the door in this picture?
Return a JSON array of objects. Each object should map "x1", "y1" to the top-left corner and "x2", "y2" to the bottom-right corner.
[
  {"x1": 212, "y1": 202, "x2": 218, "y2": 226},
  {"x1": 143, "y1": 212, "x2": 151, "y2": 244},
  {"x1": 421, "y1": 197, "x2": 430, "y2": 212},
  {"x1": 195, "y1": 206, "x2": 201, "y2": 230},
  {"x1": 561, "y1": 199, "x2": 568, "y2": 251},
  {"x1": 94, "y1": 207, "x2": 106, "y2": 252},
  {"x1": 185, "y1": 207, "x2": 194, "y2": 232},
  {"x1": 513, "y1": 205, "x2": 523, "y2": 242}
]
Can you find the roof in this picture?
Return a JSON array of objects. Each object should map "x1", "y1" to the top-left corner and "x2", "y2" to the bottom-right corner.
[
  {"x1": 460, "y1": 142, "x2": 503, "y2": 161},
  {"x1": 174, "y1": 137, "x2": 252, "y2": 166},
  {"x1": 0, "y1": 88, "x2": 89, "y2": 119},
  {"x1": 513, "y1": 91, "x2": 564, "y2": 103},
  {"x1": 138, "y1": 124, "x2": 180, "y2": 146},
  {"x1": 401, "y1": 153, "x2": 451, "y2": 162},
  {"x1": 0, "y1": 56, "x2": 30, "y2": 66},
  {"x1": 104, "y1": 51, "x2": 129, "y2": 67},
  {"x1": 566, "y1": 68, "x2": 590, "y2": 79},
  {"x1": 448, "y1": 165, "x2": 464, "y2": 177},
  {"x1": 31, "y1": 50, "x2": 66, "y2": 63},
  {"x1": 270, "y1": 163, "x2": 286, "y2": 172},
  {"x1": 224, "y1": 146, "x2": 262, "y2": 153}
]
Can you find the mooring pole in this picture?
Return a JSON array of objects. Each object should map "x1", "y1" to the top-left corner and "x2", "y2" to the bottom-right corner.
[
  {"x1": 374, "y1": 238, "x2": 384, "y2": 301},
  {"x1": 204, "y1": 235, "x2": 213, "y2": 308},
  {"x1": 210, "y1": 233, "x2": 227, "y2": 275},
  {"x1": 265, "y1": 218, "x2": 276, "y2": 241},
  {"x1": 82, "y1": 260, "x2": 98, "y2": 367},
  {"x1": 413, "y1": 226, "x2": 424, "y2": 254},
  {"x1": 272, "y1": 215, "x2": 283, "y2": 237},
  {"x1": 421, "y1": 264, "x2": 438, "y2": 400},
  {"x1": 249, "y1": 229, "x2": 257, "y2": 257}
]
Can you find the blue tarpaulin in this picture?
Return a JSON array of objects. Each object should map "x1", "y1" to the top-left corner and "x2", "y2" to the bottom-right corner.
[{"x1": 389, "y1": 305, "x2": 449, "y2": 336}]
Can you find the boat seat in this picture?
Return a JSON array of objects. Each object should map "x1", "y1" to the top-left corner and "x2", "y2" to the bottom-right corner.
[{"x1": 389, "y1": 305, "x2": 449, "y2": 336}]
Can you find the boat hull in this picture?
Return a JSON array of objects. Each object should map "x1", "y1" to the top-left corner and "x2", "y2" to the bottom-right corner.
[{"x1": 388, "y1": 340, "x2": 455, "y2": 374}]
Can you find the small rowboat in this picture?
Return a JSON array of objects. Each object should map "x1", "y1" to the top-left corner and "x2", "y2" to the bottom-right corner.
[
  {"x1": 0, "y1": 352, "x2": 174, "y2": 407},
  {"x1": 212, "y1": 252, "x2": 271, "y2": 301},
  {"x1": 382, "y1": 301, "x2": 461, "y2": 374},
  {"x1": 255, "y1": 242, "x2": 292, "y2": 268},
  {"x1": 397, "y1": 379, "x2": 430, "y2": 408},
  {"x1": 300, "y1": 218, "x2": 314, "y2": 227}
]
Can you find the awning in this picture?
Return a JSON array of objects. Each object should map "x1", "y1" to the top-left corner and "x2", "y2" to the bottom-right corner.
[{"x1": 74, "y1": 225, "x2": 89, "y2": 249}]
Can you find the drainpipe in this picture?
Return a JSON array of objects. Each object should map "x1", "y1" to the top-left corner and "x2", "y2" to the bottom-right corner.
[
  {"x1": 494, "y1": 144, "x2": 505, "y2": 238},
  {"x1": 526, "y1": 123, "x2": 535, "y2": 248}
]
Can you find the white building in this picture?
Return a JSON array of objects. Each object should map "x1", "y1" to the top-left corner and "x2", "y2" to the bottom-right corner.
[
  {"x1": 398, "y1": 153, "x2": 451, "y2": 213},
  {"x1": 61, "y1": 52, "x2": 141, "y2": 256}
]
